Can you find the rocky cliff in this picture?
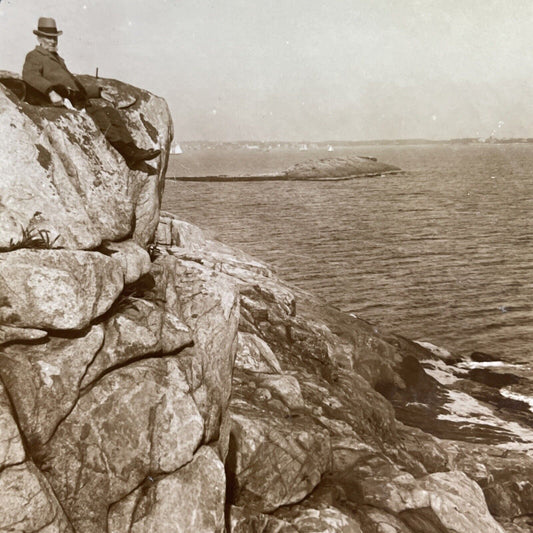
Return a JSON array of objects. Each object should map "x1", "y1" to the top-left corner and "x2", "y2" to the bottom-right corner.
[{"x1": 0, "y1": 77, "x2": 532, "y2": 533}]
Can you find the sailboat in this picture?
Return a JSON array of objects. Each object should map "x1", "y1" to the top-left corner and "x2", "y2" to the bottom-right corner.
[
  {"x1": 171, "y1": 143, "x2": 183, "y2": 155},
  {"x1": 327, "y1": 145, "x2": 334, "y2": 152},
  {"x1": 299, "y1": 143, "x2": 308, "y2": 151}
]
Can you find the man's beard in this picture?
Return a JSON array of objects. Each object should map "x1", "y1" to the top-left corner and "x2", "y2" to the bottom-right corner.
[{"x1": 40, "y1": 41, "x2": 58, "y2": 53}]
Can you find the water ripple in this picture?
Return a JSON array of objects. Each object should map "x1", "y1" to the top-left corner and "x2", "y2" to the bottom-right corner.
[{"x1": 163, "y1": 144, "x2": 533, "y2": 363}]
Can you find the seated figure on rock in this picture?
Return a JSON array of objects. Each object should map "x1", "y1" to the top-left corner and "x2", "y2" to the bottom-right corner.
[{"x1": 22, "y1": 17, "x2": 160, "y2": 174}]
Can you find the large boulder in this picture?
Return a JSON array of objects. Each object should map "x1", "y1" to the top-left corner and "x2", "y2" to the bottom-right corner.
[
  {"x1": 0, "y1": 462, "x2": 73, "y2": 532},
  {"x1": 0, "y1": 381, "x2": 25, "y2": 467},
  {"x1": 78, "y1": 294, "x2": 192, "y2": 389},
  {"x1": 40, "y1": 357, "x2": 204, "y2": 533},
  {"x1": 156, "y1": 254, "x2": 240, "y2": 442},
  {"x1": 108, "y1": 446, "x2": 226, "y2": 533},
  {"x1": 99, "y1": 239, "x2": 151, "y2": 284},
  {"x1": 0, "y1": 381, "x2": 72, "y2": 532},
  {"x1": 229, "y1": 400, "x2": 332, "y2": 512},
  {"x1": 0, "y1": 324, "x2": 105, "y2": 448},
  {"x1": 0, "y1": 75, "x2": 171, "y2": 250},
  {"x1": 359, "y1": 471, "x2": 506, "y2": 533},
  {"x1": 0, "y1": 249, "x2": 123, "y2": 330},
  {"x1": 449, "y1": 441, "x2": 533, "y2": 519}
]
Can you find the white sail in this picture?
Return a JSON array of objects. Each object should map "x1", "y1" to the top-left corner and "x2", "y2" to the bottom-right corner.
[
  {"x1": 327, "y1": 145, "x2": 334, "y2": 152},
  {"x1": 171, "y1": 143, "x2": 183, "y2": 154}
]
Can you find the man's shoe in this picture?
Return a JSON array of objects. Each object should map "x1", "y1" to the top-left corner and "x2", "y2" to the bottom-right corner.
[
  {"x1": 135, "y1": 147, "x2": 161, "y2": 161},
  {"x1": 112, "y1": 142, "x2": 161, "y2": 165}
]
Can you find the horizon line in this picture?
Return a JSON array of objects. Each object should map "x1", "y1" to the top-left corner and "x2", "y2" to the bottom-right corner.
[{"x1": 175, "y1": 136, "x2": 533, "y2": 144}]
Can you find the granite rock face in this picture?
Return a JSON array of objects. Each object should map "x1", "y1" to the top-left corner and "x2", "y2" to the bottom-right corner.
[
  {"x1": 1, "y1": 75, "x2": 533, "y2": 533},
  {"x1": 0, "y1": 75, "x2": 171, "y2": 250},
  {"x1": 155, "y1": 213, "x2": 533, "y2": 533},
  {"x1": 156, "y1": 254, "x2": 240, "y2": 442},
  {"x1": 108, "y1": 446, "x2": 226, "y2": 533},
  {"x1": 0, "y1": 248, "x2": 124, "y2": 329},
  {"x1": 0, "y1": 381, "x2": 72, "y2": 532},
  {"x1": 41, "y1": 357, "x2": 205, "y2": 532}
]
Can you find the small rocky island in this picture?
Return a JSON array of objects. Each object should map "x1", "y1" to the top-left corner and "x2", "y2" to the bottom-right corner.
[
  {"x1": 283, "y1": 155, "x2": 400, "y2": 180},
  {"x1": 167, "y1": 155, "x2": 400, "y2": 181},
  {"x1": 0, "y1": 75, "x2": 532, "y2": 532}
]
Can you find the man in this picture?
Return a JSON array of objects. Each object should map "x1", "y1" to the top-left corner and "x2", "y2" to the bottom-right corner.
[{"x1": 23, "y1": 17, "x2": 160, "y2": 174}]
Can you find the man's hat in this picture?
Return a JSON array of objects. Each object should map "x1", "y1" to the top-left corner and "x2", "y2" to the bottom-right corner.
[{"x1": 33, "y1": 17, "x2": 62, "y2": 37}]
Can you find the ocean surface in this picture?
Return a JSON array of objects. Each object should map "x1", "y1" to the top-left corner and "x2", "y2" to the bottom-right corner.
[{"x1": 162, "y1": 144, "x2": 533, "y2": 368}]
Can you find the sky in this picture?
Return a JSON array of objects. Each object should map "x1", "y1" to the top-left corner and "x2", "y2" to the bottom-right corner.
[{"x1": 2, "y1": 0, "x2": 533, "y2": 141}]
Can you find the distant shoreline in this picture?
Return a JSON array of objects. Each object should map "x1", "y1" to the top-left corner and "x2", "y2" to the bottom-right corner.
[{"x1": 175, "y1": 138, "x2": 533, "y2": 151}]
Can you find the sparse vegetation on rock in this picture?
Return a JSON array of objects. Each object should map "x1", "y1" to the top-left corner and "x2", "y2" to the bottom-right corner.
[{"x1": 0, "y1": 225, "x2": 59, "y2": 252}]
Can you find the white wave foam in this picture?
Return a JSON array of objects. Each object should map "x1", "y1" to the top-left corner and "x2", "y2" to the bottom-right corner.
[
  {"x1": 438, "y1": 389, "x2": 533, "y2": 447},
  {"x1": 500, "y1": 388, "x2": 533, "y2": 413},
  {"x1": 457, "y1": 361, "x2": 525, "y2": 370}
]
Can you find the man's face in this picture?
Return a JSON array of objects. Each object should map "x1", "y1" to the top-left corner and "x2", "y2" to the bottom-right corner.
[{"x1": 38, "y1": 35, "x2": 58, "y2": 53}]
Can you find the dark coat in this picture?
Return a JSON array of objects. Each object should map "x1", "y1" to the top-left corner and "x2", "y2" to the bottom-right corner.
[
  {"x1": 22, "y1": 45, "x2": 134, "y2": 145},
  {"x1": 22, "y1": 46, "x2": 100, "y2": 103}
]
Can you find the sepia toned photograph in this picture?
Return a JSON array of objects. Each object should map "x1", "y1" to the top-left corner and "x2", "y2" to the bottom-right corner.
[{"x1": 0, "y1": 1, "x2": 532, "y2": 531}]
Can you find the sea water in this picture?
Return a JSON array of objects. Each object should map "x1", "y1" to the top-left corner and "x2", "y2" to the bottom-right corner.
[{"x1": 162, "y1": 144, "x2": 533, "y2": 367}]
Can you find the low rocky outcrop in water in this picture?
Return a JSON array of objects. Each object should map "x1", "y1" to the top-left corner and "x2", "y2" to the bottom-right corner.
[
  {"x1": 1, "y1": 74, "x2": 532, "y2": 532},
  {"x1": 166, "y1": 155, "x2": 400, "y2": 181},
  {"x1": 283, "y1": 155, "x2": 401, "y2": 180}
]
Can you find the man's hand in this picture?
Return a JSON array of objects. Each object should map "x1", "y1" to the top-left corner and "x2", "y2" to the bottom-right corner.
[
  {"x1": 63, "y1": 98, "x2": 76, "y2": 111},
  {"x1": 51, "y1": 84, "x2": 70, "y2": 98},
  {"x1": 48, "y1": 90, "x2": 63, "y2": 104}
]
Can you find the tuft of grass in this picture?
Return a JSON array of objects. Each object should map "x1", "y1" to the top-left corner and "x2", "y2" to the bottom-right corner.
[{"x1": 0, "y1": 226, "x2": 60, "y2": 252}]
